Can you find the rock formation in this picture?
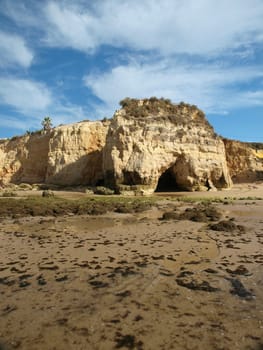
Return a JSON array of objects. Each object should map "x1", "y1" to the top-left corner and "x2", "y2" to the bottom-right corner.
[
  {"x1": 103, "y1": 99, "x2": 232, "y2": 194},
  {"x1": 45, "y1": 121, "x2": 109, "y2": 186},
  {"x1": 223, "y1": 139, "x2": 263, "y2": 183},
  {"x1": 0, "y1": 98, "x2": 261, "y2": 194},
  {"x1": 0, "y1": 121, "x2": 109, "y2": 187}
]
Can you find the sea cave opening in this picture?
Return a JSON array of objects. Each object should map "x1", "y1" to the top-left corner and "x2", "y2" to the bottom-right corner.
[{"x1": 155, "y1": 167, "x2": 180, "y2": 192}]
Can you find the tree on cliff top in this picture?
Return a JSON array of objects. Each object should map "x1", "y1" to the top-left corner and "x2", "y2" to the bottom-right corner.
[{"x1": 41, "y1": 116, "x2": 52, "y2": 131}]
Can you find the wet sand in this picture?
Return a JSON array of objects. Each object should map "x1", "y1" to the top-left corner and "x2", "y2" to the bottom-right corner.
[{"x1": 0, "y1": 184, "x2": 263, "y2": 350}]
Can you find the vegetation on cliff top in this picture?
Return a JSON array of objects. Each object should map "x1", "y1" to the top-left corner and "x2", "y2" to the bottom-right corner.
[{"x1": 119, "y1": 97, "x2": 213, "y2": 130}]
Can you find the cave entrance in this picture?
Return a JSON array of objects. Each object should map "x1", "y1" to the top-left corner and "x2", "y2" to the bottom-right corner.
[{"x1": 155, "y1": 166, "x2": 179, "y2": 192}]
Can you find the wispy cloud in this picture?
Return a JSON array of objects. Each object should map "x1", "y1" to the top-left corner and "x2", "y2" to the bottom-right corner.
[
  {"x1": 0, "y1": 77, "x2": 91, "y2": 132},
  {"x1": 0, "y1": 0, "x2": 263, "y2": 134},
  {"x1": 44, "y1": 0, "x2": 263, "y2": 55},
  {"x1": 0, "y1": 115, "x2": 29, "y2": 131},
  {"x1": 84, "y1": 60, "x2": 263, "y2": 115},
  {"x1": 0, "y1": 31, "x2": 34, "y2": 68},
  {"x1": 3, "y1": 0, "x2": 263, "y2": 56},
  {"x1": 0, "y1": 78, "x2": 52, "y2": 114}
]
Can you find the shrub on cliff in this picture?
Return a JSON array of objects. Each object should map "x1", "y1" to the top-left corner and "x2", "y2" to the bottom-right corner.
[
  {"x1": 41, "y1": 116, "x2": 53, "y2": 132},
  {"x1": 118, "y1": 97, "x2": 210, "y2": 129}
]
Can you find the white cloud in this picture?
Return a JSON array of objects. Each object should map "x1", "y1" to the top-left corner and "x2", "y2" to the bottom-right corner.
[
  {"x1": 0, "y1": 31, "x2": 34, "y2": 68},
  {"x1": 223, "y1": 90, "x2": 263, "y2": 109},
  {"x1": 84, "y1": 61, "x2": 263, "y2": 114},
  {"x1": 0, "y1": 78, "x2": 52, "y2": 114},
  {"x1": 2, "y1": 0, "x2": 263, "y2": 57},
  {"x1": 0, "y1": 116, "x2": 29, "y2": 131},
  {"x1": 43, "y1": 2, "x2": 97, "y2": 52},
  {"x1": 1, "y1": 0, "x2": 263, "y2": 132},
  {"x1": 0, "y1": 78, "x2": 91, "y2": 132},
  {"x1": 0, "y1": 1, "x2": 41, "y2": 27},
  {"x1": 42, "y1": 0, "x2": 263, "y2": 56}
]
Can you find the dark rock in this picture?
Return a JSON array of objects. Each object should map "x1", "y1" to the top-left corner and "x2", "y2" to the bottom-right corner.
[
  {"x1": 226, "y1": 265, "x2": 251, "y2": 276},
  {"x1": 210, "y1": 220, "x2": 245, "y2": 232},
  {"x1": 204, "y1": 268, "x2": 218, "y2": 274},
  {"x1": 19, "y1": 280, "x2": 30, "y2": 288},
  {"x1": 177, "y1": 270, "x2": 194, "y2": 278},
  {"x1": 89, "y1": 280, "x2": 109, "y2": 288},
  {"x1": 226, "y1": 278, "x2": 254, "y2": 299},
  {"x1": 0, "y1": 277, "x2": 15, "y2": 286},
  {"x1": 176, "y1": 278, "x2": 219, "y2": 292},
  {"x1": 42, "y1": 190, "x2": 54, "y2": 198},
  {"x1": 115, "y1": 333, "x2": 143, "y2": 349},
  {"x1": 179, "y1": 205, "x2": 222, "y2": 223},
  {"x1": 161, "y1": 211, "x2": 179, "y2": 220},
  {"x1": 55, "y1": 275, "x2": 68, "y2": 282}
]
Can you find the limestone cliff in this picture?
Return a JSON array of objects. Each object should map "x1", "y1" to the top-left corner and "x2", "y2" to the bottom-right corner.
[
  {"x1": 103, "y1": 99, "x2": 232, "y2": 194},
  {"x1": 1, "y1": 98, "x2": 261, "y2": 193},
  {"x1": 0, "y1": 133, "x2": 50, "y2": 185},
  {"x1": 46, "y1": 121, "x2": 109, "y2": 186},
  {"x1": 0, "y1": 121, "x2": 109, "y2": 186},
  {"x1": 223, "y1": 139, "x2": 263, "y2": 183}
]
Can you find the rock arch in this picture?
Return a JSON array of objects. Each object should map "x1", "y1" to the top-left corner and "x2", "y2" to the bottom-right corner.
[
  {"x1": 155, "y1": 155, "x2": 196, "y2": 192},
  {"x1": 155, "y1": 166, "x2": 179, "y2": 192}
]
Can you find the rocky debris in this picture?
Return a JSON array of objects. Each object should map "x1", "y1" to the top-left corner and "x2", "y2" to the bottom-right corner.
[
  {"x1": 180, "y1": 204, "x2": 222, "y2": 222},
  {"x1": 42, "y1": 190, "x2": 54, "y2": 197},
  {"x1": 176, "y1": 277, "x2": 219, "y2": 292},
  {"x1": 89, "y1": 280, "x2": 109, "y2": 289},
  {"x1": 93, "y1": 186, "x2": 114, "y2": 195},
  {"x1": 226, "y1": 265, "x2": 251, "y2": 276},
  {"x1": 175, "y1": 269, "x2": 220, "y2": 292},
  {"x1": 37, "y1": 275, "x2": 47, "y2": 286},
  {"x1": 115, "y1": 332, "x2": 143, "y2": 350},
  {"x1": 209, "y1": 220, "x2": 246, "y2": 233},
  {"x1": 161, "y1": 211, "x2": 179, "y2": 220},
  {"x1": 161, "y1": 204, "x2": 222, "y2": 222},
  {"x1": 226, "y1": 278, "x2": 254, "y2": 299}
]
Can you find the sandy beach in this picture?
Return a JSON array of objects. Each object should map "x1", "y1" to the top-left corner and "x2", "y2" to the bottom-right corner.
[{"x1": 0, "y1": 184, "x2": 263, "y2": 350}]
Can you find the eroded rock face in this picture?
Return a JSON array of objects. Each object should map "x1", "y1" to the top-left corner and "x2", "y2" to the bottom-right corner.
[
  {"x1": 1, "y1": 98, "x2": 261, "y2": 193},
  {"x1": 46, "y1": 121, "x2": 109, "y2": 186},
  {"x1": 0, "y1": 133, "x2": 50, "y2": 185},
  {"x1": 103, "y1": 99, "x2": 232, "y2": 194},
  {"x1": 223, "y1": 139, "x2": 263, "y2": 183},
  {"x1": 0, "y1": 121, "x2": 109, "y2": 187}
]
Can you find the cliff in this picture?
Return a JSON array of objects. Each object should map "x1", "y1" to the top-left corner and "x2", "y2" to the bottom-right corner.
[
  {"x1": 0, "y1": 98, "x2": 261, "y2": 193},
  {"x1": 103, "y1": 99, "x2": 232, "y2": 194},
  {"x1": 223, "y1": 139, "x2": 263, "y2": 183},
  {"x1": 0, "y1": 121, "x2": 109, "y2": 187}
]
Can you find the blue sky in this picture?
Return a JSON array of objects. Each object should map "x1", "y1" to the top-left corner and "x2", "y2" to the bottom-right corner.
[{"x1": 0, "y1": 0, "x2": 263, "y2": 141}]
